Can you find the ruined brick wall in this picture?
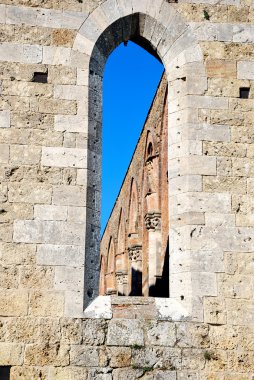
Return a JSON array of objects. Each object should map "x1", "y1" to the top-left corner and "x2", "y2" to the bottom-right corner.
[{"x1": 0, "y1": 0, "x2": 254, "y2": 379}]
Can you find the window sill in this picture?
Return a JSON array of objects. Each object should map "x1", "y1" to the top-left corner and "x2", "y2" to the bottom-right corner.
[{"x1": 84, "y1": 296, "x2": 189, "y2": 321}]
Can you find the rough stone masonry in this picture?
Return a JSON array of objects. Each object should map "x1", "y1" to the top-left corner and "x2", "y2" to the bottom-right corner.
[{"x1": 0, "y1": 0, "x2": 254, "y2": 379}]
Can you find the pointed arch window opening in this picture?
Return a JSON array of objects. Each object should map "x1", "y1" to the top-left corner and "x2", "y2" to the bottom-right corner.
[{"x1": 99, "y1": 35, "x2": 169, "y2": 299}]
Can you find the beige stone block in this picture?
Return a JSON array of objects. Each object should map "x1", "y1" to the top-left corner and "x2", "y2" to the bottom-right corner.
[
  {"x1": 6, "y1": 317, "x2": 40, "y2": 344},
  {"x1": 0, "y1": 343, "x2": 23, "y2": 365},
  {"x1": 25, "y1": 343, "x2": 69, "y2": 366},
  {"x1": 203, "y1": 141, "x2": 247, "y2": 158},
  {"x1": 0, "y1": 289, "x2": 28, "y2": 316},
  {"x1": 247, "y1": 178, "x2": 254, "y2": 194},
  {"x1": 54, "y1": 266, "x2": 84, "y2": 291},
  {"x1": 236, "y1": 213, "x2": 254, "y2": 227},
  {"x1": 29, "y1": 291, "x2": 64, "y2": 316},
  {"x1": 203, "y1": 176, "x2": 246, "y2": 194},
  {"x1": 34, "y1": 205, "x2": 67, "y2": 221},
  {"x1": 206, "y1": 59, "x2": 236, "y2": 78},
  {"x1": 0, "y1": 265, "x2": 18, "y2": 289},
  {"x1": 8, "y1": 183, "x2": 52, "y2": 204},
  {"x1": 218, "y1": 273, "x2": 253, "y2": 299},
  {"x1": 0, "y1": 144, "x2": 9, "y2": 163},
  {"x1": 2, "y1": 80, "x2": 53, "y2": 98},
  {"x1": 176, "y1": 323, "x2": 209, "y2": 348},
  {"x1": 207, "y1": 77, "x2": 250, "y2": 97},
  {"x1": 232, "y1": 158, "x2": 254, "y2": 177},
  {"x1": 237, "y1": 60, "x2": 254, "y2": 80},
  {"x1": 107, "y1": 347, "x2": 131, "y2": 368},
  {"x1": 217, "y1": 157, "x2": 232, "y2": 177},
  {"x1": 9, "y1": 144, "x2": 41, "y2": 165},
  {"x1": 67, "y1": 206, "x2": 86, "y2": 222},
  {"x1": 0, "y1": 243, "x2": 36, "y2": 265},
  {"x1": 229, "y1": 98, "x2": 254, "y2": 112},
  {"x1": 48, "y1": 367, "x2": 87, "y2": 380},
  {"x1": 226, "y1": 299, "x2": 254, "y2": 325},
  {"x1": 228, "y1": 350, "x2": 254, "y2": 372},
  {"x1": 205, "y1": 213, "x2": 235, "y2": 227},
  {"x1": 48, "y1": 66, "x2": 76, "y2": 85},
  {"x1": 182, "y1": 348, "x2": 205, "y2": 370},
  {"x1": 38, "y1": 98, "x2": 76, "y2": 115},
  {"x1": 20, "y1": 266, "x2": 54, "y2": 289},
  {"x1": 0, "y1": 110, "x2": 10, "y2": 128},
  {"x1": 52, "y1": 29, "x2": 75, "y2": 47},
  {"x1": 0, "y1": 222, "x2": 13, "y2": 242},
  {"x1": 232, "y1": 126, "x2": 254, "y2": 144},
  {"x1": 10, "y1": 366, "x2": 48, "y2": 380},
  {"x1": 42, "y1": 147, "x2": 87, "y2": 169},
  {"x1": 232, "y1": 194, "x2": 254, "y2": 214},
  {"x1": 0, "y1": 183, "x2": 8, "y2": 202},
  {"x1": 52, "y1": 185, "x2": 86, "y2": 206},
  {"x1": 42, "y1": 46, "x2": 71, "y2": 65},
  {"x1": 13, "y1": 220, "x2": 85, "y2": 245},
  {"x1": 204, "y1": 297, "x2": 227, "y2": 324},
  {"x1": 36, "y1": 244, "x2": 84, "y2": 267},
  {"x1": 60, "y1": 318, "x2": 82, "y2": 344}
]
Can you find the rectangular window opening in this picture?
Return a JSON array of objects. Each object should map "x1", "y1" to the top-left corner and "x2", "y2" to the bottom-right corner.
[
  {"x1": 0, "y1": 366, "x2": 11, "y2": 380},
  {"x1": 32, "y1": 71, "x2": 48, "y2": 83},
  {"x1": 239, "y1": 87, "x2": 250, "y2": 99}
]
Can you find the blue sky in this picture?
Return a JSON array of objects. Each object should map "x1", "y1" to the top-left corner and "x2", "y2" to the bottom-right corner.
[{"x1": 101, "y1": 41, "x2": 164, "y2": 233}]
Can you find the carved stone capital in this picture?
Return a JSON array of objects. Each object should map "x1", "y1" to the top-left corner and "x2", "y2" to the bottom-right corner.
[
  {"x1": 128, "y1": 245, "x2": 142, "y2": 262},
  {"x1": 116, "y1": 271, "x2": 128, "y2": 285},
  {"x1": 144, "y1": 212, "x2": 161, "y2": 231}
]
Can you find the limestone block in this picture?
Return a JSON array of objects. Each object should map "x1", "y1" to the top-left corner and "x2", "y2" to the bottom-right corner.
[
  {"x1": 54, "y1": 266, "x2": 84, "y2": 291},
  {"x1": 55, "y1": 115, "x2": 88, "y2": 133},
  {"x1": 38, "y1": 98, "x2": 76, "y2": 115},
  {"x1": 0, "y1": 243, "x2": 36, "y2": 265},
  {"x1": 8, "y1": 183, "x2": 52, "y2": 204},
  {"x1": 232, "y1": 126, "x2": 254, "y2": 144},
  {"x1": 100, "y1": 0, "x2": 121, "y2": 26},
  {"x1": 112, "y1": 368, "x2": 144, "y2": 379},
  {"x1": 60, "y1": 318, "x2": 82, "y2": 344},
  {"x1": 107, "y1": 347, "x2": 131, "y2": 368},
  {"x1": 145, "y1": 321, "x2": 176, "y2": 346},
  {"x1": 232, "y1": 158, "x2": 254, "y2": 177},
  {"x1": 48, "y1": 367, "x2": 88, "y2": 380},
  {"x1": 2, "y1": 80, "x2": 53, "y2": 98},
  {"x1": 204, "y1": 297, "x2": 226, "y2": 324},
  {"x1": 180, "y1": 155, "x2": 217, "y2": 176},
  {"x1": 0, "y1": 265, "x2": 19, "y2": 289},
  {"x1": 29, "y1": 291, "x2": 64, "y2": 316},
  {"x1": 168, "y1": 175, "x2": 202, "y2": 196},
  {"x1": 14, "y1": 220, "x2": 85, "y2": 245},
  {"x1": 37, "y1": 244, "x2": 84, "y2": 267},
  {"x1": 68, "y1": 206, "x2": 86, "y2": 222},
  {"x1": 207, "y1": 77, "x2": 250, "y2": 97},
  {"x1": 237, "y1": 61, "x2": 254, "y2": 80},
  {"x1": 10, "y1": 366, "x2": 48, "y2": 380},
  {"x1": 82, "y1": 319, "x2": 106, "y2": 345},
  {"x1": 5, "y1": 317, "x2": 40, "y2": 344},
  {"x1": 0, "y1": 144, "x2": 10, "y2": 164},
  {"x1": 236, "y1": 213, "x2": 254, "y2": 227},
  {"x1": 42, "y1": 46, "x2": 71, "y2": 65},
  {"x1": 20, "y1": 266, "x2": 54, "y2": 289},
  {"x1": 10, "y1": 145, "x2": 41, "y2": 165},
  {"x1": 24, "y1": 343, "x2": 69, "y2": 366},
  {"x1": 170, "y1": 192, "x2": 231, "y2": 215},
  {"x1": 203, "y1": 176, "x2": 246, "y2": 194},
  {"x1": 23, "y1": 44, "x2": 43, "y2": 64},
  {"x1": 203, "y1": 141, "x2": 247, "y2": 158},
  {"x1": 0, "y1": 110, "x2": 10, "y2": 128},
  {"x1": 54, "y1": 84, "x2": 88, "y2": 101},
  {"x1": 61, "y1": 10, "x2": 86, "y2": 30},
  {"x1": 233, "y1": 24, "x2": 254, "y2": 43},
  {"x1": 34, "y1": 205, "x2": 67, "y2": 221},
  {"x1": 72, "y1": 33, "x2": 94, "y2": 56},
  {"x1": 0, "y1": 4, "x2": 6, "y2": 23},
  {"x1": 65, "y1": 290, "x2": 84, "y2": 318},
  {"x1": 218, "y1": 273, "x2": 253, "y2": 299},
  {"x1": 226, "y1": 299, "x2": 254, "y2": 325},
  {"x1": 70, "y1": 345, "x2": 100, "y2": 366},
  {"x1": 0, "y1": 289, "x2": 28, "y2": 316},
  {"x1": 77, "y1": 68, "x2": 89, "y2": 86},
  {"x1": 42, "y1": 147, "x2": 86, "y2": 169},
  {"x1": 48, "y1": 66, "x2": 77, "y2": 85},
  {"x1": 0, "y1": 343, "x2": 23, "y2": 365},
  {"x1": 132, "y1": 346, "x2": 181, "y2": 370},
  {"x1": 168, "y1": 140, "x2": 202, "y2": 160},
  {"x1": 191, "y1": 22, "x2": 233, "y2": 42},
  {"x1": 0, "y1": 183, "x2": 7, "y2": 203},
  {"x1": 107, "y1": 319, "x2": 144, "y2": 346},
  {"x1": 0, "y1": 43, "x2": 42, "y2": 64},
  {"x1": 206, "y1": 59, "x2": 236, "y2": 78},
  {"x1": 177, "y1": 323, "x2": 209, "y2": 348},
  {"x1": 52, "y1": 185, "x2": 86, "y2": 206},
  {"x1": 205, "y1": 213, "x2": 235, "y2": 227}
]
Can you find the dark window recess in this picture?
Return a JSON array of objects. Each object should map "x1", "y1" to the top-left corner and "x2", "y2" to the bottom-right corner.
[
  {"x1": 32, "y1": 71, "x2": 48, "y2": 83},
  {"x1": 0, "y1": 366, "x2": 11, "y2": 380},
  {"x1": 240, "y1": 87, "x2": 250, "y2": 99}
]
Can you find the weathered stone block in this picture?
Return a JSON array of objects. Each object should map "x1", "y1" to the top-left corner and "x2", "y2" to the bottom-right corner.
[
  {"x1": 145, "y1": 321, "x2": 176, "y2": 346},
  {"x1": 20, "y1": 266, "x2": 54, "y2": 289},
  {"x1": 107, "y1": 319, "x2": 144, "y2": 346},
  {"x1": 70, "y1": 345, "x2": 100, "y2": 366},
  {"x1": 0, "y1": 110, "x2": 10, "y2": 128},
  {"x1": 0, "y1": 343, "x2": 23, "y2": 365},
  {"x1": 34, "y1": 205, "x2": 67, "y2": 221},
  {"x1": 42, "y1": 147, "x2": 87, "y2": 169},
  {"x1": 52, "y1": 185, "x2": 86, "y2": 206},
  {"x1": 0, "y1": 289, "x2": 28, "y2": 316},
  {"x1": 204, "y1": 297, "x2": 226, "y2": 324},
  {"x1": 8, "y1": 183, "x2": 52, "y2": 204},
  {"x1": 237, "y1": 60, "x2": 254, "y2": 79},
  {"x1": 206, "y1": 59, "x2": 236, "y2": 78},
  {"x1": 54, "y1": 266, "x2": 84, "y2": 291},
  {"x1": 25, "y1": 343, "x2": 69, "y2": 366},
  {"x1": 29, "y1": 291, "x2": 64, "y2": 316},
  {"x1": 9, "y1": 144, "x2": 41, "y2": 165},
  {"x1": 36, "y1": 244, "x2": 84, "y2": 267},
  {"x1": 48, "y1": 366, "x2": 88, "y2": 380}
]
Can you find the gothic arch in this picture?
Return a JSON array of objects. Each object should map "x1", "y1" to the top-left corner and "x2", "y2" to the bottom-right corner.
[
  {"x1": 128, "y1": 179, "x2": 139, "y2": 235},
  {"x1": 76, "y1": 0, "x2": 208, "y2": 316}
]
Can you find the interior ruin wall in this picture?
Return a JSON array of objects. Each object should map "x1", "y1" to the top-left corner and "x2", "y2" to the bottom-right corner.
[{"x1": 0, "y1": 0, "x2": 253, "y2": 378}]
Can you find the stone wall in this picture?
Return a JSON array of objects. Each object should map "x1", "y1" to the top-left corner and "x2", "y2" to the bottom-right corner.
[{"x1": 0, "y1": 0, "x2": 254, "y2": 378}]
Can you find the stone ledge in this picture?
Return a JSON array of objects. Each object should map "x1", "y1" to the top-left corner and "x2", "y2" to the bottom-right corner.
[{"x1": 84, "y1": 296, "x2": 189, "y2": 321}]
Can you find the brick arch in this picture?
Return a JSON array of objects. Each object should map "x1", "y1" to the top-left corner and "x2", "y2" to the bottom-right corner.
[
  {"x1": 128, "y1": 178, "x2": 139, "y2": 235},
  {"x1": 75, "y1": 0, "x2": 209, "y2": 317}
]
